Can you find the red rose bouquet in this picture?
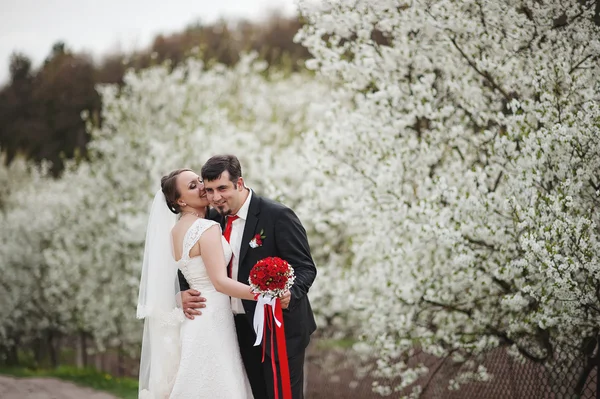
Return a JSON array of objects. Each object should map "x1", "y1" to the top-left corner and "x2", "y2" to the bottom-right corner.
[
  {"x1": 249, "y1": 256, "x2": 295, "y2": 399},
  {"x1": 249, "y1": 256, "x2": 295, "y2": 298}
]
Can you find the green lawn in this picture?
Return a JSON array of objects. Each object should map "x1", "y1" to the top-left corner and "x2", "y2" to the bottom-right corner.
[{"x1": 0, "y1": 366, "x2": 138, "y2": 399}]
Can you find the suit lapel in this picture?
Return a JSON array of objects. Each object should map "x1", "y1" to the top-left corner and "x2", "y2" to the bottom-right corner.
[{"x1": 239, "y1": 194, "x2": 261, "y2": 271}]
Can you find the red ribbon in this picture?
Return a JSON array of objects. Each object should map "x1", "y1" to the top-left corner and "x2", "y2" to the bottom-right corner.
[{"x1": 260, "y1": 299, "x2": 292, "y2": 399}]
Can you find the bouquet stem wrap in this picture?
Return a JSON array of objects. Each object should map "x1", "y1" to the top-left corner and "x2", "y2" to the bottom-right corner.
[{"x1": 253, "y1": 295, "x2": 292, "y2": 399}]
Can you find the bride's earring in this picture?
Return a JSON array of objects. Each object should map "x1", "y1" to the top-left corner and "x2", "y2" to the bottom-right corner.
[{"x1": 180, "y1": 202, "x2": 187, "y2": 207}]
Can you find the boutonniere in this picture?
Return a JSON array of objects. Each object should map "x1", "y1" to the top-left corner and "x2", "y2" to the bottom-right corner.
[{"x1": 249, "y1": 229, "x2": 266, "y2": 248}]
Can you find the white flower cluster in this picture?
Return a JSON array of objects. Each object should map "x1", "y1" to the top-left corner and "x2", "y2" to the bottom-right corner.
[
  {"x1": 296, "y1": 0, "x2": 600, "y2": 395},
  {"x1": 1, "y1": 1, "x2": 598, "y2": 395},
  {"x1": 0, "y1": 54, "x2": 341, "y2": 356}
]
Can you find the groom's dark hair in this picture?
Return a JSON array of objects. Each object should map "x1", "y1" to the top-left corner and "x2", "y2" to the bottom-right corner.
[{"x1": 201, "y1": 154, "x2": 242, "y2": 185}]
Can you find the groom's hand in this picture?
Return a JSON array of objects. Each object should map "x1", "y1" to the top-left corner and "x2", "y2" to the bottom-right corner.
[
  {"x1": 280, "y1": 290, "x2": 291, "y2": 310},
  {"x1": 182, "y1": 289, "x2": 206, "y2": 319}
]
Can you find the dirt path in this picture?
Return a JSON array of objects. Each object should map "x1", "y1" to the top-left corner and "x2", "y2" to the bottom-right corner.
[{"x1": 0, "y1": 375, "x2": 118, "y2": 399}]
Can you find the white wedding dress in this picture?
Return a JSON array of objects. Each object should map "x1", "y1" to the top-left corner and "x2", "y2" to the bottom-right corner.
[{"x1": 169, "y1": 218, "x2": 254, "y2": 399}]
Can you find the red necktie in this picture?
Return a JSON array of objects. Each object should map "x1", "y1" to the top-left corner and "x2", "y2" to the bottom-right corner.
[{"x1": 223, "y1": 215, "x2": 239, "y2": 278}]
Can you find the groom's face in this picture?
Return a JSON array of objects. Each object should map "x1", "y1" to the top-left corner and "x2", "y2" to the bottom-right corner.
[{"x1": 204, "y1": 171, "x2": 246, "y2": 216}]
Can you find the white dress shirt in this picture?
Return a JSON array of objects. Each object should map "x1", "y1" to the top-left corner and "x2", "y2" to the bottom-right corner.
[{"x1": 228, "y1": 189, "x2": 252, "y2": 314}]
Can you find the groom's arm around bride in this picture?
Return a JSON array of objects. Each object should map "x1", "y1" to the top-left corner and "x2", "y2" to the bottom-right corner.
[{"x1": 177, "y1": 207, "x2": 292, "y2": 315}]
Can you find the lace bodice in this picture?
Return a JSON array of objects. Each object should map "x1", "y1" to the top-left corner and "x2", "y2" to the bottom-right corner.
[
  {"x1": 170, "y1": 219, "x2": 253, "y2": 399},
  {"x1": 177, "y1": 218, "x2": 232, "y2": 292}
]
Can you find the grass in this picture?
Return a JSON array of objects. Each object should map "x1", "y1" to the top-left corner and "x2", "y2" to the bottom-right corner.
[{"x1": 0, "y1": 365, "x2": 138, "y2": 399}]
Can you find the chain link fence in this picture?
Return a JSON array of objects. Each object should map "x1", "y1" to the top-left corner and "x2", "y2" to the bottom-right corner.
[{"x1": 306, "y1": 343, "x2": 598, "y2": 399}]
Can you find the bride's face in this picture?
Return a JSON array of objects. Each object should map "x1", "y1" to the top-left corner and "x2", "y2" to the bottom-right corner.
[{"x1": 176, "y1": 171, "x2": 209, "y2": 209}]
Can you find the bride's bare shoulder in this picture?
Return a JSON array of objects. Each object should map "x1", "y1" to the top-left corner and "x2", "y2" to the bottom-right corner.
[
  {"x1": 171, "y1": 218, "x2": 195, "y2": 239},
  {"x1": 171, "y1": 218, "x2": 199, "y2": 259}
]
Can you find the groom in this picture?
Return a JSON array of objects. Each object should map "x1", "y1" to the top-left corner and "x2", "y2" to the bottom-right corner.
[{"x1": 179, "y1": 154, "x2": 317, "y2": 399}]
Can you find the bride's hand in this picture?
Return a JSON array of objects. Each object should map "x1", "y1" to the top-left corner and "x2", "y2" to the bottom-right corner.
[{"x1": 182, "y1": 289, "x2": 206, "y2": 319}]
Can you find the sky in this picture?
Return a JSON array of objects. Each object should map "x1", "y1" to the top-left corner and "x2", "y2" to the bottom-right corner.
[{"x1": 0, "y1": 0, "x2": 298, "y2": 84}]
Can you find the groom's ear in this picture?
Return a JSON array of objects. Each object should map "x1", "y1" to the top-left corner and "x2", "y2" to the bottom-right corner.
[{"x1": 237, "y1": 177, "x2": 245, "y2": 190}]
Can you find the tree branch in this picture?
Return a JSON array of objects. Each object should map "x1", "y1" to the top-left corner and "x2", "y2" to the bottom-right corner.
[
  {"x1": 491, "y1": 171, "x2": 504, "y2": 192},
  {"x1": 421, "y1": 352, "x2": 455, "y2": 395},
  {"x1": 422, "y1": 298, "x2": 473, "y2": 317},
  {"x1": 463, "y1": 235, "x2": 497, "y2": 251},
  {"x1": 448, "y1": 36, "x2": 513, "y2": 102},
  {"x1": 569, "y1": 54, "x2": 595, "y2": 74},
  {"x1": 476, "y1": 266, "x2": 513, "y2": 293},
  {"x1": 486, "y1": 327, "x2": 549, "y2": 363}
]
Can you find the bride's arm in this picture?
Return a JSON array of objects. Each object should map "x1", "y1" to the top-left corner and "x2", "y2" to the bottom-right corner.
[{"x1": 199, "y1": 225, "x2": 256, "y2": 301}]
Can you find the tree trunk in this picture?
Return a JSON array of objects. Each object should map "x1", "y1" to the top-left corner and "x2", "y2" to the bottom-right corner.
[
  {"x1": 118, "y1": 342, "x2": 125, "y2": 377},
  {"x1": 574, "y1": 336, "x2": 599, "y2": 396},
  {"x1": 33, "y1": 336, "x2": 44, "y2": 367},
  {"x1": 76, "y1": 331, "x2": 88, "y2": 368},
  {"x1": 94, "y1": 350, "x2": 103, "y2": 371},
  {"x1": 47, "y1": 330, "x2": 59, "y2": 368}
]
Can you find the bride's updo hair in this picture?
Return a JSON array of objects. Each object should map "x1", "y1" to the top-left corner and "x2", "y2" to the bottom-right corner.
[{"x1": 161, "y1": 169, "x2": 192, "y2": 214}]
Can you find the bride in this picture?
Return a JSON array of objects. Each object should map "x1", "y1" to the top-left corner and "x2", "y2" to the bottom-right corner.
[{"x1": 136, "y1": 168, "x2": 254, "y2": 398}]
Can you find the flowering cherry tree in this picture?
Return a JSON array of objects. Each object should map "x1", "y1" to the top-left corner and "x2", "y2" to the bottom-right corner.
[
  {"x1": 0, "y1": 157, "x2": 74, "y2": 364},
  {"x1": 297, "y1": 0, "x2": 600, "y2": 395},
  {"x1": 0, "y1": 55, "x2": 342, "y2": 361}
]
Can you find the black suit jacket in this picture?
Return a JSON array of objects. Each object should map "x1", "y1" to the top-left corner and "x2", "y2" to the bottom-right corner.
[{"x1": 179, "y1": 192, "x2": 317, "y2": 357}]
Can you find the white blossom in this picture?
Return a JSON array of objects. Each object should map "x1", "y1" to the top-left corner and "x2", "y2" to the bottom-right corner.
[{"x1": 297, "y1": 0, "x2": 600, "y2": 395}]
